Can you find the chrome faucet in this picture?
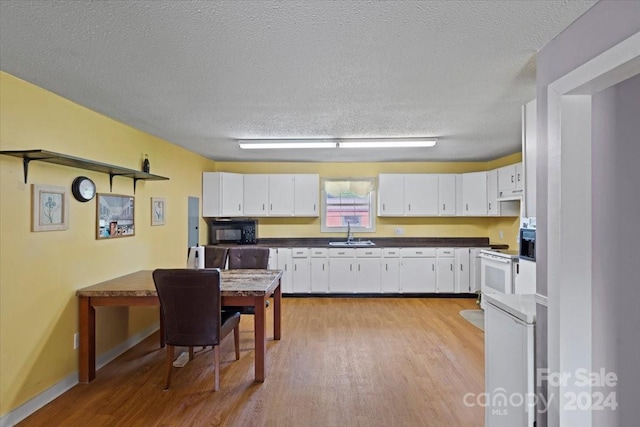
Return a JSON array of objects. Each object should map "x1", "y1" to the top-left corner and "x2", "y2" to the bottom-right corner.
[{"x1": 346, "y1": 221, "x2": 354, "y2": 242}]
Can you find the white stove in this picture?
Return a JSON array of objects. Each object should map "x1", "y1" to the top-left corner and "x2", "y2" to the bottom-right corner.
[{"x1": 479, "y1": 249, "x2": 519, "y2": 308}]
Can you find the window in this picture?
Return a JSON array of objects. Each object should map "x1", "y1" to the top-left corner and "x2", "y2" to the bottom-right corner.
[{"x1": 321, "y1": 178, "x2": 376, "y2": 233}]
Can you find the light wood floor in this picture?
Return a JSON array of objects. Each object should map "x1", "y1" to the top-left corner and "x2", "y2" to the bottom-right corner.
[{"x1": 19, "y1": 297, "x2": 484, "y2": 426}]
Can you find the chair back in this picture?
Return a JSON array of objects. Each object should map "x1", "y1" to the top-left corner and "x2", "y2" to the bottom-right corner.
[
  {"x1": 205, "y1": 246, "x2": 228, "y2": 268},
  {"x1": 152, "y1": 269, "x2": 223, "y2": 347},
  {"x1": 227, "y1": 247, "x2": 270, "y2": 269}
]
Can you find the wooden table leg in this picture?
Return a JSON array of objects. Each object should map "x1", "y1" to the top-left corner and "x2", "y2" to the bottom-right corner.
[
  {"x1": 254, "y1": 295, "x2": 266, "y2": 382},
  {"x1": 78, "y1": 296, "x2": 96, "y2": 383},
  {"x1": 273, "y1": 279, "x2": 281, "y2": 341}
]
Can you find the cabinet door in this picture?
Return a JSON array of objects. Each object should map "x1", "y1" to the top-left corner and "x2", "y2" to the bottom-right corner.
[
  {"x1": 436, "y1": 258, "x2": 455, "y2": 293},
  {"x1": 378, "y1": 174, "x2": 405, "y2": 216},
  {"x1": 498, "y1": 164, "x2": 516, "y2": 192},
  {"x1": 486, "y1": 169, "x2": 500, "y2": 216},
  {"x1": 220, "y1": 173, "x2": 244, "y2": 217},
  {"x1": 455, "y1": 174, "x2": 464, "y2": 217},
  {"x1": 276, "y1": 248, "x2": 293, "y2": 294},
  {"x1": 310, "y1": 255, "x2": 329, "y2": 293},
  {"x1": 293, "y1": 174, "x2": 319, "y2": 216},
  {"x1": 243, "y1": 174, "x2": 269, "y2": 216},
  {"x1": 292, "y1": 256, "x2": 311, "y2": 293},
  {"x1": 438, "y1": 174, "x2": 456, "y2": 216},
  {"x1": 329, "y1": 257, "x2": 356, "y2": 293},
  {"x1": 356, "y1": 257, "x2": 381, "y2": 293},
  {"x1": 381, "y1": 256, "x2": 400, "y2": 293},
  {"x1": 462, "y1": 172, "x2": 487, "y2": 216},
  {"x1": 515, "y1": 162, "x2": 524, "y2": 191},
  {"x1": 455, "y1": 248, "x2": 471, "y2": 293},
  {"x1": 404, "y1": 174, "x2": 438, "y2": 216},
  {"x1": 401, "y1": 257, "x2": 436, "y2": 292},
  {"x1": 202, "y1": 172, "x2": 221, "y2": 217},
  {"x1": 268, "y1": 175, "x2": 295, "y2": 216}
]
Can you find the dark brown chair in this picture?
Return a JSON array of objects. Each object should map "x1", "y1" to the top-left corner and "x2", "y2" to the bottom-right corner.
[
  {"x1": 227, "y1": 247, "x2": 270, "y2": 270},
  {"x1": 152, "y1": 268, "x2": 240, "y2": 391},
  {"x1": 225, "y1": 247, "x2": 271, "y2": 315},
  {"x1": 205, "y1": 246, "x2": 229, "y2": 269}
]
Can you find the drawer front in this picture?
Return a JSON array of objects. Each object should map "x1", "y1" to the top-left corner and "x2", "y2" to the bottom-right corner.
[
  {"x1": 383, "y1": 248, "x2": 400, "y2": 257},
  {"x1": 356, "y1": 248, "x2": 382, "y2": 258},
  {"x1": 329, "y1": 248, "x2": 356, "y2": 258},
  {"x1": 310, "y1": 248, "x2": 329, "y2": 257},
  {"x1": 292, "y1": 248, "x2": 310, "y2": 258},
  {"x1": 400, "y1": 248, "x2": 436, "y2": 257},
  {"x1": 437, "y1": 248, "x2": 455, "y2": 257}
]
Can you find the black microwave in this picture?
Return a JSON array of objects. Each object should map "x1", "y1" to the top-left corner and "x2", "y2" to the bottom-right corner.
[
  {"x1": 519, "y1": 228, "x2": 536, "y2": 261},
  {"x1": 207, "y1": 219, "x2": 257, "y2": 244}
]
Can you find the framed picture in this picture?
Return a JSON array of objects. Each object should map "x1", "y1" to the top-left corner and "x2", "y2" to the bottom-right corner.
[
  {"x1": 96, "y1": 193, "x2": 135, "y2": 239},
  {"x1": 151, "y1": 197, "x2": 166, "y2": 226},
  {"x1": 32, "y1": 184, "x2": 69, "y2": 232}
]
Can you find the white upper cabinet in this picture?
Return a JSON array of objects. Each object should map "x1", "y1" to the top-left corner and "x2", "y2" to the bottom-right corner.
[
  {"x1": 378, "y1": 174, "x2": 438, "y2": 216},
  {"x1": 497, "y1": 162, "x2": 524, "y2": 199},
  {"x1": 405, "y1": 174, "x2": 438, "y2": 216},
  {"x1": 242, "y1": 174, "x2": 319, "y2": 217},
  {"x1": 243, "y1": 174, "x2": 270, "y2": 216},
  {"x1": 462, "y1": 172, "x2": 488, "y2": 216},
  {"x1": 487, "y1": 169, "x2": 500, "y2": 216},
  {"x1": 522, "y1": 99, "x2": 536, "y2": 217},
  {"x1": 378, "y1": 174, "x2": 405, "y2": 216},
  {"x1": 293, "y1": 174, "x2": 320, "y2": 216},
  {"x1": 202, "y1": 172, "x2": 244, "y2": 217},
  {"x1": 268, "y1": 174, "x2": 295, "y2": 215},
  {"x1": 438, "y1": 174, "x2": 456, "y2": 215}
]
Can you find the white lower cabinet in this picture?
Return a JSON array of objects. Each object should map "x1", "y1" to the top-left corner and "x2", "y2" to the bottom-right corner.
[
  {"x1": 356, "y1": 248, "x2": 382, "y2": 293},
  {"x1": 291, "y1": 248, "x2": 311, "y2": 293},
  {"x1": 328, "y1": 248, "x2": 356, "y2": 293},
  {"x1": 455, "y1": 248, "x2": 471, "y2": 293},
  {"x1": 310, "y1": 248, "x2": 329, "y2": 293},
  {"x1": 400, "y1": 248, "x2": 436, "y2": 293},
  {"x1": 274, "y1": 248, "x2": 293, "y2": 294},
  {"x1": 436, "y1": 248, "x2": 455, "y2": 293},
  {"x1": 381, "y1": 248, "x2": 401, "y2": 293},
  {"x1": 469, "y1": 247, "x2": 489, "y2": 293}
]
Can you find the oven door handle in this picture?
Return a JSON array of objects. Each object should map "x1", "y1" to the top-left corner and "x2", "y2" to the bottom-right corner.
[{"x1": 479, "y1": 254, "x2": 512, "y2": 264}]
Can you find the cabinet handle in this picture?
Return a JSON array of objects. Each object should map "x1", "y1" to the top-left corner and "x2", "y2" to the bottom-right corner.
[
  {"x1": 489, "y1": 202, "x2": 492, "y2": 210},
  {"x1": 408, "y1": 204, "x2": 411, "y2": 211},
  {"x1": 460, "y1": 264, "x2": 463, "y2": 271},
  {"x1": 383, "y1": 204, "x2": 386, "y2": 211},
  {"x1": 322, "y1": 264, "x2": 325, "y2": 271},
  {"x1": 238, "y1": 203, "x2": 241, "y2": 211},
  {"x1": 450, "y1": 264, "x2": 453, "y2": 271},
  {"x1": 270, "y1": 204, "x2": 273, "y2": 211},
  {"x1": 350, "y1": 264, "x2": 353, "y2": 271},
  {"x1": 294, "y1": 264, "x2": 297, "y2": 271},
  {"x1": 365, "y1": 251, "x2": 372, "y2": 255},
  {"x1": 517, "y1": 173, "x2": 521, "y2": 182},
  {"x1": 385, "y1": 264, "x2": 388, "y2": 271},
  {"x1": 466, "y1": 203, "x2": 469, "y2": 211},
  {"x1": 416, "y1": 251, "x2": 423, "y2": 255},
  {"x1": 442, "y1": 204, "x2": 445, "y2": 211},
  {"x1": 511, "y1": 175, "x2": 514, "y2": 183},
  {"x1": 432, "y1": 264, "x2": 435, "y2": 271},
  {"x1": 313, "y1": 203, "x2": 316, "y2": 211},
  {"x1": 284, "y1": 264, "x2": 288, "y2": 271},
  {"x1": 358, "y1": 265, "x2": 360, "y2": 271},
  {"x1": 262, "y1": 203, "x2": 265, "y2": 210}
]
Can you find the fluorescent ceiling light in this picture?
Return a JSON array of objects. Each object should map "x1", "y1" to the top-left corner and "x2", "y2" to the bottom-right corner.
[
  {"x1": 338, "y1": 138, "x2": 437, "y2": 148},
  {"x1": 238, "y1": 138, "x2": 437, "y2": 149},
  {"x1": 238, "y1": 140, "x2": 337, "y2": 149}
]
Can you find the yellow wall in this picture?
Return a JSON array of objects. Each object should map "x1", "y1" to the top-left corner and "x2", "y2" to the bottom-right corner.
[
  {"x1": 0, "y1": 72, "x2": 216, "y2": 415},
  {"x1": 215, "y1": 158, "x2": 522, "y2": 244},
  {"x1": 0, "y1": 71, "x2": 522, "y2": 417}
]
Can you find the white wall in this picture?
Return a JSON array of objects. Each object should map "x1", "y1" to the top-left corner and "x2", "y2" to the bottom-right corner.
[{"x1": 591, "y1": 73, "x2": 640, "y2": 427}]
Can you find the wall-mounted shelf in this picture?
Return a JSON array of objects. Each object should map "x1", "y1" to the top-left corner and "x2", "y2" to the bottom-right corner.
[{"x1": 0, "y1": 149, "x2": 169, "y2": 193}]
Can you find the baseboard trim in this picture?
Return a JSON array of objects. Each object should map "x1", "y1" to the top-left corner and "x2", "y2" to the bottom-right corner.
[{"x1": 0, "y1": 323, "x2": 159, "y2": 427}]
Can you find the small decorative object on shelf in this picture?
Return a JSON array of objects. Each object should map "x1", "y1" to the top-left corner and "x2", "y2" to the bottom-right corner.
[{"x1": 142, "y1": 154, "x2": 150, "y2": 173}]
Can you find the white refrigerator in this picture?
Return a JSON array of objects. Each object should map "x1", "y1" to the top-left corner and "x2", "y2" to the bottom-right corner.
[{"x1": 484, "y1": 294, "x2": 536, "y2": 427}]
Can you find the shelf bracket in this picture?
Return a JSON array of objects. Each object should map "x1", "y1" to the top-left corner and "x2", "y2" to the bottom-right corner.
[
  {"x1": 109, "y1": 174, "x2": 115, "y2": 192},
  {"x1": 133, "y1": 178, "x2": 140, "y2": 194},
  {"x1": 23, "y1": 158, "x2": 30, "y2": 183}
]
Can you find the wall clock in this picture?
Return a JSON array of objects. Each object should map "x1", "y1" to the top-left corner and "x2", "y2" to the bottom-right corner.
[{"x1": 71, "y1": 176, "x2": 96, "y2": 202}]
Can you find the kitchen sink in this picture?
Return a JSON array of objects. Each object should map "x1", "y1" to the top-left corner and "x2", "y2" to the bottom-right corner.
[{"x1": 328, "y1": 240, "x2": 376, "y2": 247}]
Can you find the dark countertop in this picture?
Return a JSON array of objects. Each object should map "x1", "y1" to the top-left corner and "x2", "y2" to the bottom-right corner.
[{"x1": 210, "y1": 237, "x2": 511, "y2": 249}]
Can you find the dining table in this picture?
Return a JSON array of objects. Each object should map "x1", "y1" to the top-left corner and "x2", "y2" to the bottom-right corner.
[{"x1": 76, "y1": 269, "x2": 282, "y2": 383}]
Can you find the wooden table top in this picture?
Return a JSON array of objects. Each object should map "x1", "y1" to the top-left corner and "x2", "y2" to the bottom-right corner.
[{"x1": 76, "y1": 269, "x2": 283, "y2": 298}]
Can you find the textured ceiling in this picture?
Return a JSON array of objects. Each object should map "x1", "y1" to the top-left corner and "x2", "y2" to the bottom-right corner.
[{"x1": 0, "y1": 0, "x2": 596, "y2": 162}]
